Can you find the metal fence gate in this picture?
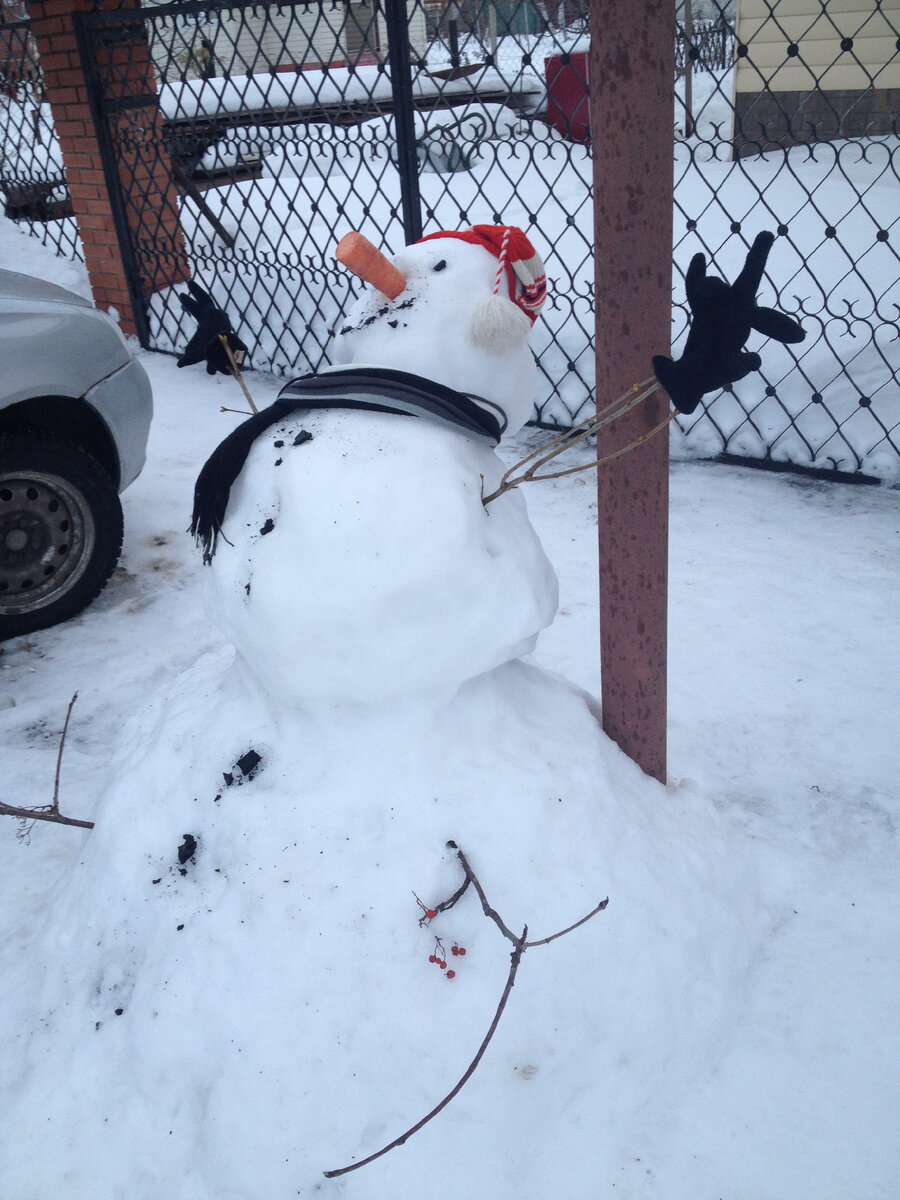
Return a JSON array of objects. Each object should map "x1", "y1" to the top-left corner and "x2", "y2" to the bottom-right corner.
[{"x1": 6, "y1": 0, "x2": 900, "y2": 479}]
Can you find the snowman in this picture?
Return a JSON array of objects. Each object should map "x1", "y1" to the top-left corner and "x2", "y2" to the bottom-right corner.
[
  {"x1": 177, "y1": 222, "x2": 802, "y2": 704},
  {"x1": 185, "y1": 224, "x2": 559, "y2": 703},
  {"x1": 0, "y1": 227, "x2": 793, "y2": 1199}
]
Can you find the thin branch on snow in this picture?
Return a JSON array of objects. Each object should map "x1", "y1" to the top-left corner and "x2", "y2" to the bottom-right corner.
[
  {"x1": 0, "y1": 801, "x2": 94, "y2": 831},
  {"x1": 452, "y1": 842, "x2": 521, "y2": 944},
  {"x1": 427, "y1": 843, "x2": 609, "y2": 949},
  {"x1": 52, "y1": 691, "x2": 78, "y2": 813},
  {"x1": 0, "y1": 693, "x2": 94, "y2": 831},
  {"x1": 524, "y1": 897, "x2": 609, "y2": 948},
  {"x1": 323, "y1": 925, "x2": 528, "y2": 1180},
  {"x1": 323, "y1": 842, "x2": 608, "y2": 1179}
]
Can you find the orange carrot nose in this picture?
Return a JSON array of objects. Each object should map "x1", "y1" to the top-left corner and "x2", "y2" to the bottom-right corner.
[{"x1": 335, "y1": 232, "x2": 406, "y2": 300}]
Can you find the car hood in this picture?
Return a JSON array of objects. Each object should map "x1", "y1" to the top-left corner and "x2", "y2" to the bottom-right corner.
[
  {"x1": 0, "y1": 268, "x2": 94, "y2": 309},
  {"x1": 0, "y1": 266, "x2": 138, "y2": 415}
]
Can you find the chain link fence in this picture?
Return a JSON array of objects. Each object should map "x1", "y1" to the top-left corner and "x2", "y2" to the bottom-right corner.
[
  {"x1": 1, "y1": 1, "x2": 82, "y2": 259},
  {"x1": 3, "y1": 0, "x2": 898, "y2": 479}
]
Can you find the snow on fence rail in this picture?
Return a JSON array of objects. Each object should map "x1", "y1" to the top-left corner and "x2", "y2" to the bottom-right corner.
[{"x1": 158, "y1": 59, "x2": 544, "y2": 123}]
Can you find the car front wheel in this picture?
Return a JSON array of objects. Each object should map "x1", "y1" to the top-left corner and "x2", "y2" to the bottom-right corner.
[{"x1": 0, "y1": 437, "x2": 124, "y2": 640}]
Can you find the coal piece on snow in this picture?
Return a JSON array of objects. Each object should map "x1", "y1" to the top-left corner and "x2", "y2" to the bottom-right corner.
[
  {"x1": 235, "y1": 749, "x2": 262, "y2": 778},
  {"x1": 222, "y1": 749, "x2": 263, "y2": 789},
  {"x1": 177, "y1": 833, "x2": 197, "y2": 865}
]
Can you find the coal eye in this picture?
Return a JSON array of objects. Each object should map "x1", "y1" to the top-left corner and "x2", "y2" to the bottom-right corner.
[{"x1": 433, "y1": 259, "x2": 447, "y2": 271}]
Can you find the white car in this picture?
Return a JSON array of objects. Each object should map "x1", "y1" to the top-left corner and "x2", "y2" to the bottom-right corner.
[{"x1": 0, "y1": 268, "x2": 152, "y2": 639}]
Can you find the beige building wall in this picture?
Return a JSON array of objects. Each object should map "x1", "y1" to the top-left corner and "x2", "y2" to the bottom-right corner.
[
  {"x1": 733, "y1": 0, "x2": 900, "y2": 151},
  {"x1": 736, "y1": 0, "x2": 900, "y2": 92}
]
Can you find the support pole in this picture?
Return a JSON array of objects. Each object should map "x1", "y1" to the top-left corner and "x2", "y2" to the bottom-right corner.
[
  {"x1": 683, "y1": 0, "x2": 695, "y2": 137},
  {"x1": 590, "y1": 0, "x2": 674, "y2": 784},
  {"x1": 383, "y1": 0, "x2": 422, "y2": 245}
]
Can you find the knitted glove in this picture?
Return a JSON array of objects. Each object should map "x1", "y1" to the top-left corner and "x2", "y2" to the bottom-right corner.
[
  {"x1": 653, "y1": 231, "x2": 805, "y2": 415},
  {"x1": 177, "y1": 281, "x2": 248, "y2": 376}
]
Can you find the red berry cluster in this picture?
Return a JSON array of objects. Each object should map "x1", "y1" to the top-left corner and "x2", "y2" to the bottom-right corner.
[
  {"x1": 427, "y1": 936, "x2": 466, "y2": 979},
  {"x1": 415, "y1": 894, "x2": 466, "y2": 979}
]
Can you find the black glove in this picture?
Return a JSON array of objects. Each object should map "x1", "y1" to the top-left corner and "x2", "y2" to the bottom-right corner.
[
  {"x1": 177, "y1": 281, "x2": 248, "y2": 376},
  {"x1": 653, "y1": 231, "x2": 805, "y2": 415}
]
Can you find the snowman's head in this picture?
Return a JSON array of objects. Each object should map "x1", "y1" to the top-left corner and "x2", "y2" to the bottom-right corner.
[{"x1": 332, "y1": 226, "x2": 547, "y2": 437}]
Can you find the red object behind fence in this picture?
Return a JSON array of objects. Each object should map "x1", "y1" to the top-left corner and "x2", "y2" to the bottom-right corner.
[{"x1": 545, "y1": 51, "x2": 591, "y2": 144}]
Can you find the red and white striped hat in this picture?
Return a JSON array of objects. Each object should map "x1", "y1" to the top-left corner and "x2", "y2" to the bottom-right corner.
[{"x1": 418, "y1": 224, "x2": 547, "y2": 325}]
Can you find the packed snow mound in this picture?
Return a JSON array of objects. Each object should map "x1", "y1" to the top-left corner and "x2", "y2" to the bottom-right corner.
[
  {"x1": 205, "y1": 408, "x2": 559, "y2": 702},
  {"x1": 0, "y1": 314, "x2": 756, "y2": 1197},
  {"x1": 0, "y1": 400, "x2": 755, "y2": 1198},
  {"x1": 1, "y1": 645, "x2": 754, "y2": 1200}
]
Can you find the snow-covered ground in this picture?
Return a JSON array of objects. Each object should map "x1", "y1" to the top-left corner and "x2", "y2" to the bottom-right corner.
[{"x1": 1, "y1": 220, "x2": 898, "y2": 1198}]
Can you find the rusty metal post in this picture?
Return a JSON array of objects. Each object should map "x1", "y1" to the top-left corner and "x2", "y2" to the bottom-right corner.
[{"x1": 590, "y1": 0, "x2": 674, "y2": 783}]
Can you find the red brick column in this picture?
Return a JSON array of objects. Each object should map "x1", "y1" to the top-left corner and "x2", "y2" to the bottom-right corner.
[{"x1": 26, "y1": 0, "x2": 187, "y2": 336}]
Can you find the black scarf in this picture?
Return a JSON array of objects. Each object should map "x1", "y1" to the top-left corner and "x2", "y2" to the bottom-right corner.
[{"x1": 191, "y1": 367, "x2": 505, "y2": 563}]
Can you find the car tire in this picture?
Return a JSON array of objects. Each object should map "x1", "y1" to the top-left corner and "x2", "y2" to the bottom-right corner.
[{"x1": 0, "y1": 436, "x2": 124, "y2": 640}]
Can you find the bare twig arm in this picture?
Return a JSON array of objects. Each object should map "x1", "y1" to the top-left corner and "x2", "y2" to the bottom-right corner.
[
  {"x1": 218, "y1": 334, "x2": 258, "y2": 414},
  {"x1": 483, "y1": 379, "x2": 664, "y2": 506}
]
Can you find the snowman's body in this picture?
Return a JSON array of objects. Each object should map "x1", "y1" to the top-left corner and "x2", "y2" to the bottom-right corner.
[
  {"x1": 0, "y1": 230, "x2": 753, "y2": 1199},
  {"x1": 198, "y1": 229, "x2": 560, "y2": 701},
  {"x1": 208, "y1": 406, "x2": 558, "y2": 703}
]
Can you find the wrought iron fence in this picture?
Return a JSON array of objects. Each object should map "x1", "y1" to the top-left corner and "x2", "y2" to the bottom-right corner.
[
  {"x1": 0, "y1": 4, "x2": 82, "y2": 260},
  {"x1": 4, "y1": 0, "x2": 899, "y2": 479},
  {"x1": 672, "y1": 0, "x2": 899, "y2": 479},
  {"x1": 71, "y1": 0, "x2": 603, "y2": 422},
  {"x1": 675, "y1": 14, "x2": 734, "y2": 79}
]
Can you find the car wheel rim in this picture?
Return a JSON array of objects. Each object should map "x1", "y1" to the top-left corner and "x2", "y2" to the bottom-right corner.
[{"x1": 0, "y1": 471, "x2": 94, "y2": 615}]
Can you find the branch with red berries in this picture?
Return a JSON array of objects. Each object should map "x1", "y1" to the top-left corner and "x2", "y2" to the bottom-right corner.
[{"x1": 323, "y1": 841, "x2": 608, "y2": 1179}]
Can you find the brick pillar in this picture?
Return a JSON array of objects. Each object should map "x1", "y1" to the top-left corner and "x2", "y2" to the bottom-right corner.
[{"x1": 26, "y1": 0, "x2": 187, "y2": 337}]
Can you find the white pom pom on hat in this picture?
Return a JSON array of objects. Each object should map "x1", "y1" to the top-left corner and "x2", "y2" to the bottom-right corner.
[{"x1": 417, "y1": 224, "x2": 547, "y2": 351}]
